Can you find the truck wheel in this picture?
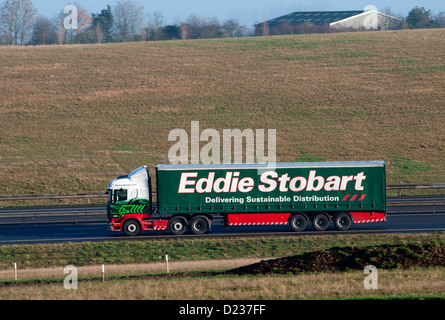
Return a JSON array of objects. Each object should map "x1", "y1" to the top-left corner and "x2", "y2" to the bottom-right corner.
[
  {"x1": 312, "y1": 213, "x2": 329, "y2": 231},
  {"x1": 289, "y1": 214, "x2": 307, "y2": 232},
  {"x1": 189, "y1": 216, "x2": 209, "y2": 234},
  {"x1": 123, "y1": 219, "x2": 140, "y2": 236},
  {"x1": 169, "y1": 217, "x2": 187, "y2": 235},
  {"x1": 334, "y1": 213, "x2": 352, "y2": 231}
]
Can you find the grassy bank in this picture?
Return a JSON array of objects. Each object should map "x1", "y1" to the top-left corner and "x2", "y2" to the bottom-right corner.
[
  {"x1": 1, "y1": 233, "x2": 444, "y2": 299},
  {"x1": 1, "y1": 232, "x2": 444, "y2": 271}
]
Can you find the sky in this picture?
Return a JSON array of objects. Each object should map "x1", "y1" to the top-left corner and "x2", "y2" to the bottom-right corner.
[{"x1": 34, "y1": 1, "x2": 444, "y2": 26}]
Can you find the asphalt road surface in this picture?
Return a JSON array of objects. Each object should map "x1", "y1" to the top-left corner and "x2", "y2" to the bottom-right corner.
[{"x1": 0, "y1": 197, "x2": 444, "y2": 244}]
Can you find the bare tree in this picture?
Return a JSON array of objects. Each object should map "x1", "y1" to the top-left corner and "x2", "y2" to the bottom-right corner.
[
  {"x1": 184, "y1": 14, "x2": 201, "y2": 39},
  {"x1": 75, "y1": 5, "x2": 93, "y2": 43},
  {"x1": 438, "y1": 11, "x2": 445, "y2": 27},
  {"x1": 112, "y1": 0, "x2": 144, "y2": 42},
  {"x1": 94, "y1": 22, "x2": 102, "y2": 43},
  {"x1": 183, "y1": 14, "x2": 222, "y2": 39},
  {"x1": 147, "y1": 11, "x2": 164, "y2": 40},
  {"x1": 31, "y1": 15, "x2": 56, "y2": 45},
  {"x1": 54, "y1": 4, "x2": 92, "y2": 44},
  {"x1": 0, "y1": 0, "x2": 37, "y2": 45},
  {"x1": 222, "y1": 18, "x2": 246, "y2": 37},
  {"x1": 180, "y1": 22, "x2": 188, "y2": 40},
  {"x1": 201, "y1": 17, "x2": 221, "y2": 38},
  {"x1": 56, "y1": 14, "x2": 64, "y2": 45},
  {"x1": 382, "y1": 7, "x2": 394, "y2": 16},
  {"x1": 261, "y1": 21, "x2": 270, "y2": 36}
]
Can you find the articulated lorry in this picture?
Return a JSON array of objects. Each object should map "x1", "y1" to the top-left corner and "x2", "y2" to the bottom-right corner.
[{"x1": 107, "y1": 161, "x2": 386, "y2": 236}]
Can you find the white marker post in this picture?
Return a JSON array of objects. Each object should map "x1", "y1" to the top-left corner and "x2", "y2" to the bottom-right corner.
[
  {"x1": 14, "y1": 263, "x2": 17, "y2": 281},
  {"x1": 102, "y1": 264, "x2": 105, "y2": 283},
  {"x1": 165, "y1": 255, "x2": 169, "y2": 273}
]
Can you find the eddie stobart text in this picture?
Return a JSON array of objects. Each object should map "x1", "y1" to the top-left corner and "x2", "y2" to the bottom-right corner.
[{"x1": 178, "y1": 170, "x2": 367, "y2": 194}]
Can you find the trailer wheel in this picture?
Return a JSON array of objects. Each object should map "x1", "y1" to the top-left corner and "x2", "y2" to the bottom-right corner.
[
  {"x1": 312, "y1": 213, "x2": 330, "y2": 231},
  {"x1": 123, "y1": 219, "x2": 140, "y2": 236},
  {"x1": 189, "y1": 216, "x2": 209, "y2": 234},
  {"x1": 334, "y1": 213, "x2": 352, "y2": 231},
  {"x1": 169, "y1": 217, "x2": 187, "y2": 235},
  {"x1": 289, "y1": 214, "x2": 307, "y2": 232}
]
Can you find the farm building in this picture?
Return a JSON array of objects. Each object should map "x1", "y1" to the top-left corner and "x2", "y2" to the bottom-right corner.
[{"x1": 255, "y1": 10, "x2": 404, "y2": 35}]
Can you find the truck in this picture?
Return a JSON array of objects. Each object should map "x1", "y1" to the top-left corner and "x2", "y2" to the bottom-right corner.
[{"x1": 106, "y1": 161, "x2": 386, "y2": 236}]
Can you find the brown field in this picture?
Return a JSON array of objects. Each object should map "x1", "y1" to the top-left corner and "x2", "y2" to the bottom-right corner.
[{"x1": 0, "y1": 29, "x2": 444, "y2": 195}]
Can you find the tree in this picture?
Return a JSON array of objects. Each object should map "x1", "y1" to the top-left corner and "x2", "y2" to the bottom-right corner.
[
  {"x1": 30, "y1": 15, "x2": 56, "y2": 45},
  {"x1": 222, "y1": 18, "x2": 246, "y2": 37},
  {"x1": 200, "y1": 17, "x2": 221, "y2": 39},
  {"x1": 162, "y1": 24, "x2": 181, "y2": 40},
  {"x1": 184, "y1": 14, "x2": 201, "y2": 39},
  {"x1": 92, "y1": 5, "x2": 113, "y2": 43},
  {"x1": 56, "y1": 4, "x2": 93, "y2": 44},
  {"x1": 406, "y1": 6, "x2": 437, "y2": 29},
  {"x1": 75, "y1": 5, "x2": 93, "y2": 43},
  {"x1": 258, "y1": 21, "x2": 270, "y2": 36},
  {"x1": 180, "y1": 22, "x2": 188, "y2": 40},
  {"x1": 437, "y1": 11, "x2": 445, "y2": 28},
  {"x1": 147, "y1": 11, "x2": 164, "y2": 40},
  {"x1": 112, "y1": 0, "x2": 144, "y2": 42},
  {"x1": 0, "y1": 0, "x2": 37, "y2": 45},
  {"x1": 93, "y1": 19, "x2": 102, "y2": 43},
  {"x1": 182, "y1": 14, "x2": 222, "y2": 39}
]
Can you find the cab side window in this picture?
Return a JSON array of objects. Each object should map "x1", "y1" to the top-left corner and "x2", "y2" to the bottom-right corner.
[{"x1": 115, "y1": 189, "x2": 128, "y2": 202}]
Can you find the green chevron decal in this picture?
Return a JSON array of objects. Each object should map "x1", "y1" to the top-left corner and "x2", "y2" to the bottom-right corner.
[
  {"x1": 109, "y1": 198, "x2": 150, "y2": 217},
  {"x1": 118, "y1": 204, "x2": 146, "y2": 215}
]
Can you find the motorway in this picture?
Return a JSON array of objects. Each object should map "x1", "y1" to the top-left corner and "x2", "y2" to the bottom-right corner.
[{"x1": 0, "y1": 197, "x2": 444, "y2": 244}]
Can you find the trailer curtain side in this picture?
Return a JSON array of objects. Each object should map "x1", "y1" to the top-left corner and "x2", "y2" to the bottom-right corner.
[{"x1": 155, "y1": 161, "x2": 386, "y2": 215}]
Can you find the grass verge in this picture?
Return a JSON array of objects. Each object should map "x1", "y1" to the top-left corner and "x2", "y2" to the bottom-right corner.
[
  {"x1": 0, "y1": 233, "x2": 444, "y2": 299},
  {"x1": 1, "y1": 232, "x2": 444, "y2": 270}
]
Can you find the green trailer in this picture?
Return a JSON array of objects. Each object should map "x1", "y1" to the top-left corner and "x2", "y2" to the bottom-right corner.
[{"x1": 107, "y1": 161, "x2": 386, "y2": 236}]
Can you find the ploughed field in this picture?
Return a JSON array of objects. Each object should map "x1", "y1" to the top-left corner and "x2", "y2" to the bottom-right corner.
[{"x1": 0, "y1": 29, "x2": 444, "y2": 196}]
